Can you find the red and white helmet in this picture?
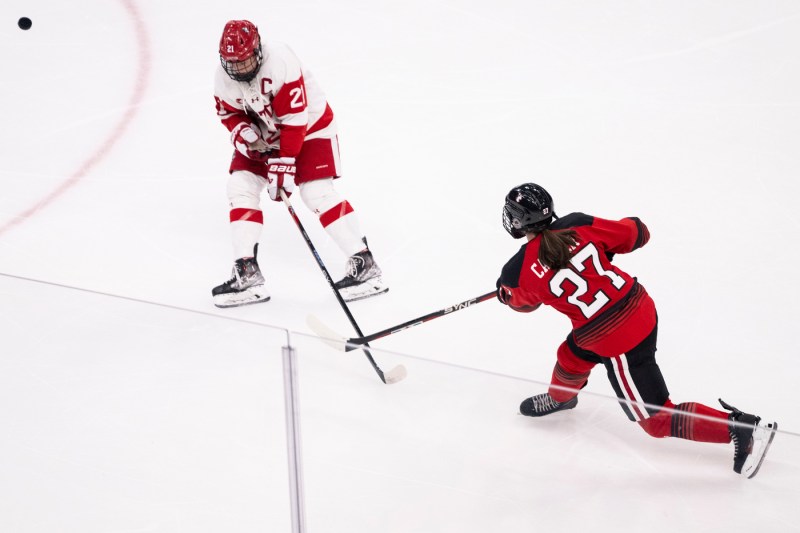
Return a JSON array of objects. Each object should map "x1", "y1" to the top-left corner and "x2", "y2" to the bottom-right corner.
[{"x1": 219, "y1": 20, "x2": 263, "y2": 82}]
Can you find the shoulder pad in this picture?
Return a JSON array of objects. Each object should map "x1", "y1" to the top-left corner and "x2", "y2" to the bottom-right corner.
[
  {"x1": 500, "y1": 243, "x2": 529, "y2": 287},
  {"x1": 551, "y1": 212, "x2": 594, "y2": 230}
]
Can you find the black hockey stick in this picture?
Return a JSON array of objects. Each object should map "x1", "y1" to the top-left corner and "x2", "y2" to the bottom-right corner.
[
  {"x1": 307, "y1": 291, "x2": 496, "y2": 352},
  {"x1": 279, "y1": 189, "x2": 406, "y2": 384}
]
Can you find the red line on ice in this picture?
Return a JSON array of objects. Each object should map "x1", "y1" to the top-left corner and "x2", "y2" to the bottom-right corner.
[{"x1": 0, "y1": 0, "x2": 151, "y2": 237}]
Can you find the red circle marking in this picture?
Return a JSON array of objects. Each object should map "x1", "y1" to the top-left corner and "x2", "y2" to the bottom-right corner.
[{"x1": 0, "y1": 0, "x2": 151, "y2": 237}]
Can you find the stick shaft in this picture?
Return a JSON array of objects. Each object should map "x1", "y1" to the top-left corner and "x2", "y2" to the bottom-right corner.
[
  {"x1": 347, "y1": 291, "x2": 496, "y2": 347},
  {"x1": 279, "y1": 190, "x2": 388, "y2": 383}
]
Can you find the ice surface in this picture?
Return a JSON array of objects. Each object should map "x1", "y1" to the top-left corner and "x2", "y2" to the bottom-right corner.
[{"x1": 1, "y1": 0, "x2": 798, "y2": 531}]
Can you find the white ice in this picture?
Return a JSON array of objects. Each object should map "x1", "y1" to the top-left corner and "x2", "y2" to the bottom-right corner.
[{"x1": 1, "y1": 1, "x2": 798, "y2": 532}]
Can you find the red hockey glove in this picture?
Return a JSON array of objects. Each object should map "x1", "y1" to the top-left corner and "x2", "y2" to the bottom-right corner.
[
  {"x1": 266, "y1": 157, "x2": 297, "y2": 201},
  {"x1": 497, "y1": 283, "x2": 540, "y2": 312},
  {"x1": 232, "y1": 124, "x2": 270, "y2": 161}
]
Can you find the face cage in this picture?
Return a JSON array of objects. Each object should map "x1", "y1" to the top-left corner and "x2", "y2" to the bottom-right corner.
[
  {"x1": 503, "y1": 204, "x2": 527, "y2": 239},
  {"x1": 220, "y1": 45, "x2": 262, "y2": 82}
]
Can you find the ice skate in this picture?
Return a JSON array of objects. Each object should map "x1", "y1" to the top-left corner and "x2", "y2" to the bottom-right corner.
[
  {"x1": 719, "y1": 399, "x2": 777, "y2": 479},
  {"x1": 334, "y1": 249, "x2": 388, "y2": 302},
  {"x1": 520, "y1": 393, "x2": 578, "y2": 417},
  {"x1": 212, "y1": 245, "x2": 270, "y2": 308}
]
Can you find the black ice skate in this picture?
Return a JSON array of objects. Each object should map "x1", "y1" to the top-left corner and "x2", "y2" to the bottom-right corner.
[
  {"x1": 334, "y1": 249, "x2": 388, "y2": 302},
  {"x1": 212, "y1": 245, "x2": 270, "y2": 308},
  {"x1": 719, "y1": 399, "x2": 777, "y2": 479},
  {"x1": 520, "y1": 393, "x2": 578, "y2": 417}
]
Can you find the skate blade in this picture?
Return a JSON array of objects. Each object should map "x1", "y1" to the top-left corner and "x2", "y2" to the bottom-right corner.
[
  {"x1": 745, "y1": 421, "x2": 778, "y2": 479},
  {"x1": 339, "y1": 278, "x2": 389, "y2": 303},
  {"x1": 213, "y1": 286, "x2": 271, "y2": 308}
]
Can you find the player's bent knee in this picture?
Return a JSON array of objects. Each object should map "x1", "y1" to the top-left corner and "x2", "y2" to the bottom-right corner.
[
  {"x1": 227, "y1": 171, "x2": 265, "y2": 209},
  {"x1": 299, "y1": 178, "x2": 340, "y2": 214},
  {"x1": 556, "y1": 341, "x2": 595, "y2": 374},
  {"x1": 637, "y1": 403, "x2": 675, "y2": 438}
]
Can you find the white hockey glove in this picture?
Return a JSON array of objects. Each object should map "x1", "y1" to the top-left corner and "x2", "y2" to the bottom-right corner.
[
  {"x1": 232, "y1": 124, "x2": 270, "y2": 161},
  {"x1": 266, "y1": 157, "x2": 297, "y2": 201}
]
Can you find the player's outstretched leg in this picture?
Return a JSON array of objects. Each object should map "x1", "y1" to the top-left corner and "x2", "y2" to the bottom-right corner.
[
  {"x1": 719, "y1": 399, "x2": 778, "y2": 479},
  {"x1": 212, "y1": 244, "x2": 270, "y2": 308},
  {"x1": 334, "y1": 240, "x2": 388, "y2": 302},
  {"x1": 520, "y1": 393, "x2": 578, "y2": 417}
]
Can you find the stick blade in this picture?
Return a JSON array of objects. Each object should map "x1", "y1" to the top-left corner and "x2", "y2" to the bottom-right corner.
[
  {"x1": 306, "y1": 314, "x2": 347, "y2": 351},
  {"x1": 383, "y1": 364, "x2": 408, "y2": 384}
]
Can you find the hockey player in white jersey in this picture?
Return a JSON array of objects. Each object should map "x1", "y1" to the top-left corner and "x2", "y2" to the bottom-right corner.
[{"x1": 212, "y1": 19, "x2": 388, "y2": 307}]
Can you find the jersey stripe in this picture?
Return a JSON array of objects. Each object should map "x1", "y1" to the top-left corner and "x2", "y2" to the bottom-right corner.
[
  {"x1": 307, "y1": 103, "x2": 334, "y2": 136},
  {"x1": 610, "y1": 354, "x2": 648, "y2": 421},
  {"x1": 573, "y1": 282, "x2": 645, "y2": 347}
]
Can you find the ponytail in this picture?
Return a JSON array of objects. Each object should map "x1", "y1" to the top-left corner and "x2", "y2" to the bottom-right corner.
[{"x1": 538, "y1": 228, "x2": 578, "y2": 270}]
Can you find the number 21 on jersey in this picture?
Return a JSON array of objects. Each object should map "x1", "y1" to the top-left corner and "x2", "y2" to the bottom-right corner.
[
  {"x1": 548, "y1": 243, "x2": 625, "y2": 319},
  {"x1": 289, "y1": 86, "x2": 305, "y2": 109}
]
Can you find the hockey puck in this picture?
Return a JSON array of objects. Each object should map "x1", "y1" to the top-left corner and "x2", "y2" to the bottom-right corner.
[{"x1": 18, "y1": 17, "x2": 32, "y2": 30}]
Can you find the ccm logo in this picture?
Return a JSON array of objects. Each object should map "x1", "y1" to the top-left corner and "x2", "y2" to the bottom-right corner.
[{"x1": 268, "y1": 164, "x2": 296, "y2": 172}]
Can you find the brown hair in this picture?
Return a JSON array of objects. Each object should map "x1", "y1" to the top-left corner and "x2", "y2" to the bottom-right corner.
[{"x1": 538, "y1": 228, "x2": 578, "y2": 270}]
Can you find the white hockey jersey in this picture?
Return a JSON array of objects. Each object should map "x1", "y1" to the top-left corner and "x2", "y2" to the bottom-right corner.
[{"x1": 214, "y1": 41, "x2": 336, "y2": 158}]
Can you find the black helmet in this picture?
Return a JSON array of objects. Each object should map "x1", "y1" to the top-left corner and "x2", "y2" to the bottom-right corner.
[{"x1": 502, "y1": 183, "x2": 555, "y2": 238}]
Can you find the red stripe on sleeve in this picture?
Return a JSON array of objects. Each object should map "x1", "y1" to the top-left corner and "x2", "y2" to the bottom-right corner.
[
  {"x1": 277, "y1": 124, "x2": 307, "y2": 157},
  {"x1": 215, "y1": 96, "x2": 250, "y2": 133},
  {"x1": 222, "y1": 114, "x2": 250, "y2": 133},
  {"x1": 319, "y1": 201, "x2": 353, "y2": 228},
  {"x1": 230, "y1": 208, "x2": 264, "y2": 224},
  {"x1": 216, "y1": 97, "x2": 241, "y2": 114},
  {"x1": 307, "y1": 103, "x2": 334, "y2": 136}
]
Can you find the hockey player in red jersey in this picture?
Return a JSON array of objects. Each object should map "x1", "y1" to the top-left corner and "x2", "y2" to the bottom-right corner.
[
  {"x1": 497, "y1": 183, "x2": 777, "y2": 478},
  {"x1": 211, "y1": 20, "x2": 387, "y2": 307}
]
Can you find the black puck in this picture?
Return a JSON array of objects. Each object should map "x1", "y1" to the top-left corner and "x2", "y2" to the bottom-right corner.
[{"x1": 18, "y1": 17, "x2": 32, "y2": 30}]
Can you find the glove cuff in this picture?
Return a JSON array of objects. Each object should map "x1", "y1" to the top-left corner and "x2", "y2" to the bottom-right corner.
[{"x1": 267, "y1": 156, "x2": 296, "y2": 165}]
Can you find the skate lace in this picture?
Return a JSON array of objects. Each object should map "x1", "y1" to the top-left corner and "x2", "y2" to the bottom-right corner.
[
  {"x1": 731, "y1": 431, "x2": 740, "y2": 456},
  {"x1": 223, "y1": 270, "x2": 239, "y2": 286},
  {"x1": 230, "y1": 265, "x2": 243, "y2": 285},
  {"x1": 730, "y1": 417, "x2": 760, "y2": 463},
  {"x1": 533, "y1": 394, "x2": 559, "y2": 413},
  {"x1": 226, "y1": 259, "x2": 252, "y2": 288},
  {"x1": 346, "y1": 256, "x2": 365, "y2": 278}
]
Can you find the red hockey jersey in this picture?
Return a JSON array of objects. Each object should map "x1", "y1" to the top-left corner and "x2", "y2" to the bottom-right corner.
[{"x1": 498, "y1": 213, "x2": 657, "y2": 356}]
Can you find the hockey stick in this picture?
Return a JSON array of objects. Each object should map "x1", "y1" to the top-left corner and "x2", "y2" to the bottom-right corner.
[
  {"x1": 279, "y1": 189, "x2": 406, "y2": 384},
  {"x1": 307, "y1": 290, "x2": 496, "y2": 352}
]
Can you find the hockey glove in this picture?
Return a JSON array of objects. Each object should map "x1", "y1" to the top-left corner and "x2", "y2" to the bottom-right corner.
[
  {"x1": 497, "y1": 282, "x2": 541, "y2": 313},
  {"x1": 497, "y1": 285, "x2": 512, "y2": 305},
  {"x1": 266, "y1": 157, "x2": 297, "y2": 201},
  {"x1": 232, "y1": 124, "x2": 270, "y2": 161}
]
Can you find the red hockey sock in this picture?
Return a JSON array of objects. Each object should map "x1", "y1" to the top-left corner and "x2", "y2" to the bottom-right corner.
[
  {"x1": 639, "y1": 401, "x2": 731, "y2": 443},
  {"x1": 670, "y1": 402, "x2": 731, "y2": 443},
  {"x1": 548, "y1": 361, "x2": 591, "y2": 403}
]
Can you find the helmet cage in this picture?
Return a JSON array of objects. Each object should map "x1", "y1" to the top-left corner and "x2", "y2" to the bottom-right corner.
[{"x1": 220, "y1": 44, "x2": 262, "y2": 82}]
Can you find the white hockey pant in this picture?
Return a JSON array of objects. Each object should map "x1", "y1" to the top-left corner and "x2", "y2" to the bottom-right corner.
[{"x1": 226, "y1": 171, "x2": 365, "y2": 260}]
